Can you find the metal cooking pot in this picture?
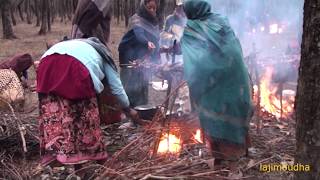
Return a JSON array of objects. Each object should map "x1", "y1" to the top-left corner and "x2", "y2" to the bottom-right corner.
[{"x1": 134, "y1": 105, "x2": 158, "y2": 120}]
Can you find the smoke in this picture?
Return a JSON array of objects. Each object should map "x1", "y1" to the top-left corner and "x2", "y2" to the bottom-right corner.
[
  {"x1": 207, "y1": 0, "x2": 304, "y2": 57},
  {"x1": 196, "y1": 0, "x2": 304, "y2": 86}
]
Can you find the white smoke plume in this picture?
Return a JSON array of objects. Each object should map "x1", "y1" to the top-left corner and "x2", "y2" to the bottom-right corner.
[{"x1": 207, "y1": 0, "x2": 304, "y2": 57}]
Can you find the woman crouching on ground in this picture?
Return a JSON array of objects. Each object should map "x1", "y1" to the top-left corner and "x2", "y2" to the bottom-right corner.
[{"x1": 36, "y1": 38, "x2": 139, "y2": 169}]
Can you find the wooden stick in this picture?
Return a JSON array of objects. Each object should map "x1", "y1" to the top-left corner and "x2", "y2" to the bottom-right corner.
[
  {"x1": 152, "y1": 81, "x2": 187, "y2": 157},
  {"x1": 190, "y1": 169, "x2": 229, "y2": 177},
  {"x1": 0, "y1": 97, "x2": 27, "y2": 152},
  {"x1": 121, "y1": 160, "x2": 186, "y2": 175},
  {"x1": 140, "y1": 174, "x2": 186, "y2": 180},
  {"x1": 243, "y1": 155, "x2": 275, "y2": 172},
  {"x1": 109, "y1": 134, "x2": 147, "y2": 164},
  {"x1": 213, "y1": 175, "x2": 254, "y2": 180},
  {"x1": 118, "y1": 157, "x2": 164, "y2": 173},
  {"x1": 1, "y1": 160, "x2": 23, "y2": 180}
]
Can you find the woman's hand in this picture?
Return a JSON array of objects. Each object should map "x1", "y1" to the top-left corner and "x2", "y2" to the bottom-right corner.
[
  {"x1": 128, "y1": 108, "x2": 139, "y2": 122},
  {"x1": 128, "y1": 109, "x2": 151, "y2": 126},
  {"x1": 148, "y1": 41, "x2": 156, "y2": 50},
  {"x1": 123, "y1": 108, "x2": 151, "y2": 125}
]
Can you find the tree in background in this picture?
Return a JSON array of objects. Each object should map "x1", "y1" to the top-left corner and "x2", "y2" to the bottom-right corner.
[
  {"x1": 25, "y1": 0, "x2": 32, "y2": 24},
  {"x1": 2, "y1": 0, "x2": 175, "y2": 38},
  {"x1": 1, "y1": 0, "x2": 77, "y2": 37},
  {"x1": 1, "y1": 0, "x2": 17, "y2": 39},
  {"x1": 294, "y1": 0, "x2": 320, "y2": 179},
  {"x1": 38, "y1": 0, "x2": 50, "y2": 35}
]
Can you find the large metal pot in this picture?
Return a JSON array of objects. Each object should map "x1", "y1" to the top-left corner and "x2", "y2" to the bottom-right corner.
[{"x1": 134, "y1": 105, "x2": 158, "y2": 120}]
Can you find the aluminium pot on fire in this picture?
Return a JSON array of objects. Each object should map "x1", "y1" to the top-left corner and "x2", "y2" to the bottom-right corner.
[{"x1": 134, "y1": 105, "x2": 158, "y2": 120}]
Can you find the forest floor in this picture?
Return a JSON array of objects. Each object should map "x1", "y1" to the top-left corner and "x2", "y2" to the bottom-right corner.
[{"x1": 0, "y1": 20, "x2": 296, "y2": 180}]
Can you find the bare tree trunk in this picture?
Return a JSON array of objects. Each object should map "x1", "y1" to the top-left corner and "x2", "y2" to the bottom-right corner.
[
  {"x1": 26, "y1": 0, "x2": 32, "y2": 24},
  {"x1": 120, "y1": 0, "x2": 124, "y2": 21},
  {"x1": 116, "y1": 0, "x2": 120, "y2": 24},
  {"x1": 60, "y1": 0, "x2": 67, "y2": 22},
  {"x1": 47, "y1": 0, "x2": 51, "y2": 32},
  {"x1": 135, "y1": 0, "x2": 139, "y2": 11},
  {"x1": 124, "y1": 0, "x2": 129, "y2": 27},
  {"x1": 67, "y1": 0, "x2": 72, "y2": 21},
  {"x1": 72, "y1": 0, "x2": 78, "y2": 13},
  {"x1": 34, "y1": 0, "x2": 40, "y2": 26},
  {"x1": 10, "y1": 7, "x2": 17, "y2": 26},
  {"x1": 294, "y1": 0, "x2": 320, "y2": 179},
  {"x1": 17, "y1": 0, "x2": 25, "y2": 21},
  {"x1": 50, "y1": 0, "x2": 56, "y2": 23},
  {"x1": 30, "y1": 0, "x2": 36, "y2": 18},
  {"x1": 39, "y1": 0, "x2": 49, "y2": 35},
  {"x1": 130, "y1": 0, "x2": 134, "y2": 16},
  {"x1": 1, "y1": 0, "x2": 17, "y2": 39}
]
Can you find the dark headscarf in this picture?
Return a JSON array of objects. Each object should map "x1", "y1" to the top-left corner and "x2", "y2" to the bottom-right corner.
[
  {"x1": 128, "y1": 0, "x2": 160, "y2": 39},
  {"x1": 71, "y1": 0, "x2": 112, "y2": 44},
  {"x1": 183, "y1": 0, "x2": 212, "y2": 20},
  {"x1": 138, "y1": 0, "x2": 158, "y2": 25},
  {"x1": 0, "y1": 54, "x2": 33, "y2": 79}
]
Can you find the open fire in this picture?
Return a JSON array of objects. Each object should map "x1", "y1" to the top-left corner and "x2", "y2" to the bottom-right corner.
[
  {"x1": 194, "y1": 129, "x2": 203, "y2": 143},
  {"x1": 157, "y1": 133, "x2": 181, "y2": 154},
  {"x1": 157, "y1": 129, "x2": 203, "y2": 154},
  {"x1": 254, "y1": 67, "x2": 295, "y2": 118}
]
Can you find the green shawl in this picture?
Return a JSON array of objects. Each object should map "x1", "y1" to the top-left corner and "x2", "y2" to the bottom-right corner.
[{"x1": 181, "y1": 0, "x2": 253, "y2": 144}]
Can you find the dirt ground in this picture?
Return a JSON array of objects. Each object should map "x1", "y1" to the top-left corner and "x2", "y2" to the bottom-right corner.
[{"x1": 0, "y1": 20, "x2": 296, "y2": 180}]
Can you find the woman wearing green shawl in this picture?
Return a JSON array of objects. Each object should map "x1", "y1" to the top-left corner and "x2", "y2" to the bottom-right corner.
[{"x1": 181, "y1": 0, "x2": 253, "y2": 161}]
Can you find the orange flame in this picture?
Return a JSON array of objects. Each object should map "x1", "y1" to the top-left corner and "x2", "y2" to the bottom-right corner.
[
  {"x1": 194, "y1": 129, "x2": 203, "y2": 143},
  {"x1": 157, "y1": 133, "x2": 181, "y2": 154},
  {"x1": 258, "y1": 67, "x2": 295, "y2": 118}
]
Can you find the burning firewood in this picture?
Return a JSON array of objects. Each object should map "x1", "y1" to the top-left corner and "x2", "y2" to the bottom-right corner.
[
  {"x1": 254, "y1": 67, "x2": 295, "y2": 121},
  {"x1": 94, "y1": 63, "x2": 296, "y2": 179}
]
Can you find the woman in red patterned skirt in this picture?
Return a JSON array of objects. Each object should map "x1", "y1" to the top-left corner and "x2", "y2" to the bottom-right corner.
[{"x1": 37, "y1": 38, "x2": 139, "y2": 167}]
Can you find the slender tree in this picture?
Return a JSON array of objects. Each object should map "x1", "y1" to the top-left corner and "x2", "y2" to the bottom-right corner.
[
  {"x1": 1, "y1": 0, "x2": 17, "y2": 39},
  {"x1": 294, "y1": 0, "x2": 320, "y2": 179},
  {"x1": 34, "y1": 0, "x2": 40, "y2": 26},
  {"x1": 17, "y1": 0, "x2": 25, "y2": 21},
  {"x1": 10, "y1": 7, "x2": 17, "y2": 26},
  {"x1": 116, "y1": 0, "x2": 120, "y2": 24},
  {"x1": 26, "y1": 0, "x2": 32, "y2": 24},
  {"x1": 47, "y1": 0, "x2": 51, "y2": 31},
  {"x1": 38, "y1": 0, "x2": 49, "y2": 35},
  {"x1": 124, "y1": 0, "x2": 129, "y2": 26}
]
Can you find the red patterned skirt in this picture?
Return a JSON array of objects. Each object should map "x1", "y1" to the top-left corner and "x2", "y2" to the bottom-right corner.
[{"x1": 39, "y1": 94, "x2": 108, "y2": 166}]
